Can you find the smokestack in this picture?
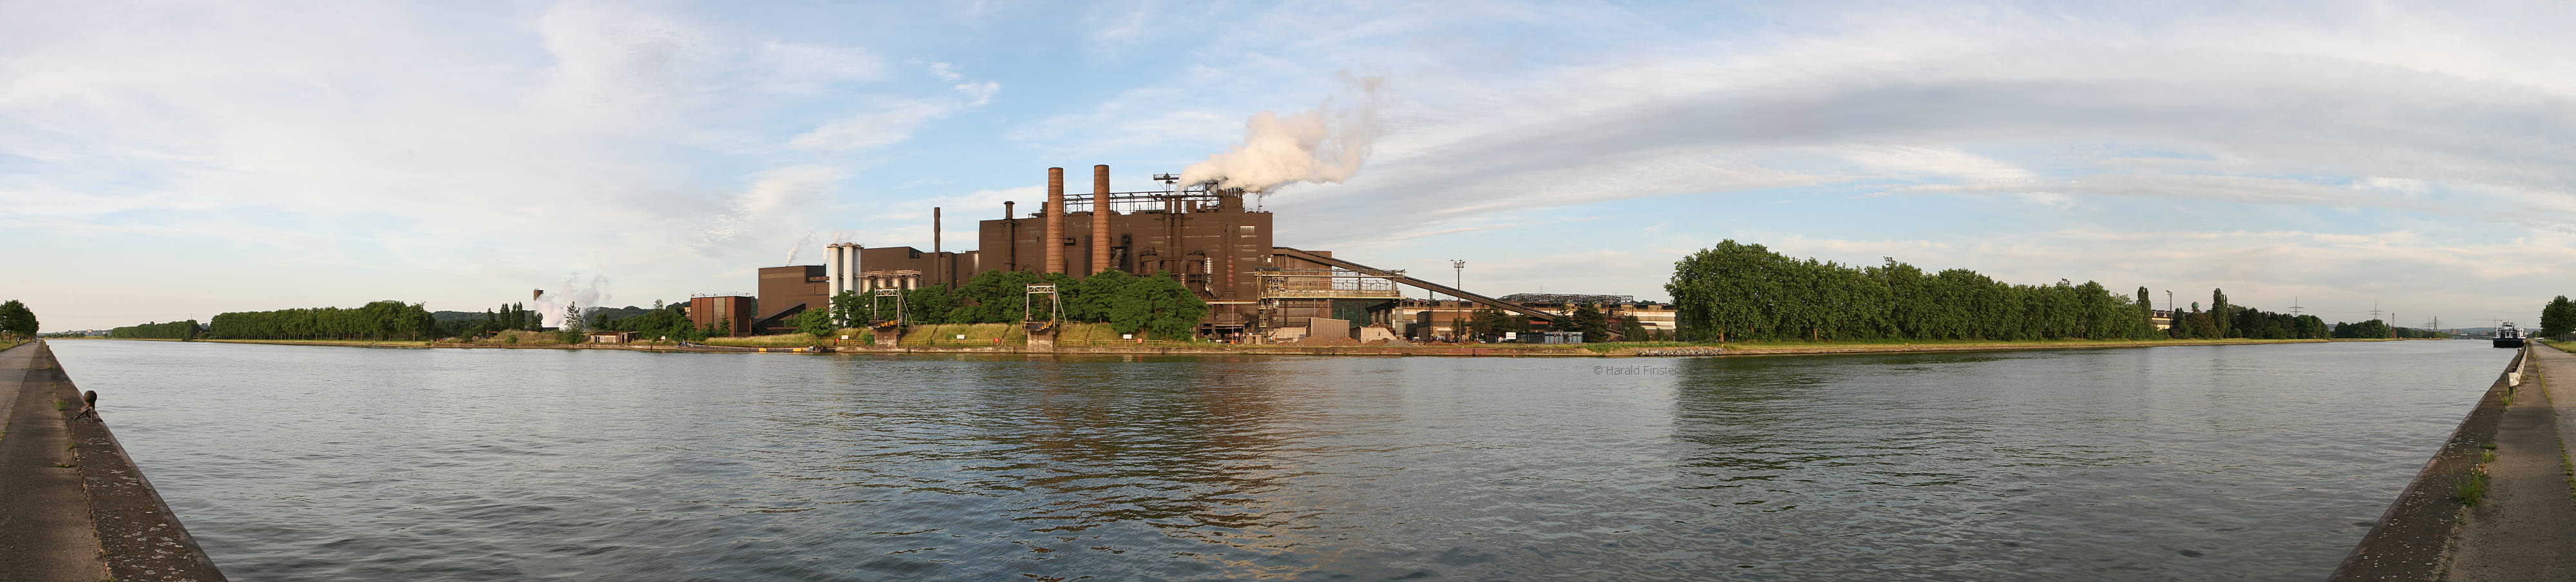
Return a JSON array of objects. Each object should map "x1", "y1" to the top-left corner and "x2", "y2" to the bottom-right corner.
[
  {"x1": 1003, "y1": 201, "x2": 1018, "y2": 272},
  {"x1": 1092, "y1": 165, "x2": 1111, "y2": 274},
  {"x1": 933, "y1": 207, "x2": 942, "y2": 253},
  {"x1": 1045, "y1": 167, "x2": 1066, "y2": 275}
]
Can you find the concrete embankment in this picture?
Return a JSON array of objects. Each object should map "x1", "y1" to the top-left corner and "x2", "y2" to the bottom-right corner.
[
  {"x1": 0, "y1": 340, "x2": 226, "y2": 582},
  {"x1": 2330, "y1": 346, "x2": 2533, "y2": 581}
]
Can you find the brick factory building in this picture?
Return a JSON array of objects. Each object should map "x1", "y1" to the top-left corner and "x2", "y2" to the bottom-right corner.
[{"x1": 754, "y1": 165, "x2": 1580, "y2": 342}]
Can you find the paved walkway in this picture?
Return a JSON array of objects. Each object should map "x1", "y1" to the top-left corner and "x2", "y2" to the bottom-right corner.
[
  {"x1": 2443, "y1": 347, "x2": 2576, "y2": 580},
  {"x1": 0, "y1": 340, "x2": 106, "y2": 581}
]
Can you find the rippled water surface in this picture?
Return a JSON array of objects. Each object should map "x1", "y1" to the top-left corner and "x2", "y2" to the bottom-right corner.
[{"x1": 46, "y1": 340, "x2": 2510, "y2": 581}]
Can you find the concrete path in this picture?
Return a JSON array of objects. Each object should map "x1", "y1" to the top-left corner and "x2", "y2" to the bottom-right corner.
[
  {"x1": 2445, "y1": 347, "x2": 2576, "y2": 581},
  {"x1": 0, "y1": 341, "x2": 108, "y2": 581}
]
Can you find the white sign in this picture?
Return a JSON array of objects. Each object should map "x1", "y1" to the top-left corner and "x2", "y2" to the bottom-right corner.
[
  {"x1": 954, "y1": 334, "x2": 967, "y2": 340},
  {"x1": 1502, "y1": 332, "x2": 1518, "y2": 340},
  {"x1": 839, "y1": 335, "x2": 849, "y2": 340},
  {"x1": 1121, "y1": 333, "x2": 1135, "y2": 340}
]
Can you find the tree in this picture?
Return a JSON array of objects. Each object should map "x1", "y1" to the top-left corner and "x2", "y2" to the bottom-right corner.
[
  {"x1": 1618, "y1": 315, "x2": 1649, "y2": 342},
  {"x1": 2542, "y1": 296, "x2": 2576, "y2": 338},
  {"x1": 2210, "y1": 289, "x2": 2232, "y2": 338},
  {"x1": 558, "y1": 302, "x2": 586, "y2": 344},
  {"x1": 1106, "y1": 272, "x2": 1208, "y2": 340},
  {"x1": 793, "y1": 306, "x2": 834, "y2": 337},
  {"x1": 1569, "y1": 304, "x2": 1611, "y2": 342},
  {"x1": 0, "y1": 300, "x2": 35, "y2": 337},
  {"x1": 829, "y1": 290, "x2": 864, "y2": 327}
]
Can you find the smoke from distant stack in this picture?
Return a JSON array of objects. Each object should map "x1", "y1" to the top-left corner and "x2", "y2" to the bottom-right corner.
[{"x1": 1180, "y1": 75, "x2": 1385, "y2": 193}]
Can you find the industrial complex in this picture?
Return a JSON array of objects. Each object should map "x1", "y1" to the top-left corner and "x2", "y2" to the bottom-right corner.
[{"x1": 687, "y1": 166, "x2": 1672, "y2": 343}]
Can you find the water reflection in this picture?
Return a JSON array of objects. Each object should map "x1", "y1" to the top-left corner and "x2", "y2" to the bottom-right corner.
[{"x1": 41, "y1": 340, "x2": 2516, "y2": 581}]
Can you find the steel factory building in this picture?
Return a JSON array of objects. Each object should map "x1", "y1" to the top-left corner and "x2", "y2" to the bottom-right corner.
[{"x1": 708, "y1": 165, "x2": 1564, "y2": 341}]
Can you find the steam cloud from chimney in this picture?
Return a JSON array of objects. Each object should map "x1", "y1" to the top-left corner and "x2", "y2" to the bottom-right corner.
[
  {"x1": 1179, "y1": 74, "x2": 1385, "y2": 193},
  {"x1": 531, "y1": 273, "x2": 612, "y2": 327}
]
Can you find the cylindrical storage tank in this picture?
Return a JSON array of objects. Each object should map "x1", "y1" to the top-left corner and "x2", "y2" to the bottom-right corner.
[{"x1": 1046, "y1": 167, "x2": 1066, "y2": 275}]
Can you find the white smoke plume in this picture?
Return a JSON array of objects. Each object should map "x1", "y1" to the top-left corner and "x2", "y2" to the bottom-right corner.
[
  {"x1": 1179, "y1": 74, "x2": 1385, "y2": 193},
  {"x1": 531, "y1": 273, "x2": 612, "y2": 328},
  {"x1": 784, "y1": 231, "x2": 816, "y2": 266}
]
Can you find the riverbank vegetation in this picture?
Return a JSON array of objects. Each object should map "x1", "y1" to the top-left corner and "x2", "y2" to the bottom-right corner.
[
  {"x1": 0, "y1": 300, "x2": 36, "y2": 340},
  {"x1": 2542, "y1": 296, "x2": 2575, "y2": 338},
  {"x1": 1660, "y1": 240, "x2": 2422, "y2": 345},
  {"x1": 107, "y1": 320, "x2": 200, "y2": 340},
  {"x1": 815, "y1": 270, "x2": 1209, "y2": 340},
  {"x1": 204, "y1": 301, "x2": 441, "y2": 340},
  {"x1": 1667, "y1": 240, "x2": 2158, "y2": 342}
]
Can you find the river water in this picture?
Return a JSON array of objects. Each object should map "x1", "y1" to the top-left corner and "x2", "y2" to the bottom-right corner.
[{"x1": 46, "y1": 340, "x2": 2508, "y2": 581}]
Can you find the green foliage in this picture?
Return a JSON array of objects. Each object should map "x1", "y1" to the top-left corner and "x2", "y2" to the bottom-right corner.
[
  {"x1": 2543, "y1": 296, "x2": 2576, "y2": 338},
  {"x1": 556, "y1": 302, "x2": 586, "y2": 344},
  {"x1": 829, "y1": 290, "x2": 864, "y2": 327},
  {"x1": 793, "y1": 306, "x2": 834, "y2": 336},
  {"x1": 0, "y1": 300, "x2": 36, "y2": 337},
  {"x1": 902, "y1": 286, "x2": 961, "y2": 325},
  {"x1": 1665, "y1": 240, "x2": 2154, "y2": 342},
  {"x1": 1067, "y1": 269, "x2": 1137, "y2": 323},
  {"x1": 1463, "y1": 307, "x2": 1531, "y2": 340},
  {"x1": 2188, "y1": 304, "x2": 2327, "y2": 340},
  {"x1": 1619, "y1": 315, "x2": 1649, "y2": 342},
  {"x1": 206, "y1": 300, "x2": 440, "y2": 340},
  {"x1": 1103, "y1": 272, "x2": 1208, "y2": 339},
  {"x1": 2332, "y1": 319, "x2": 2394, "y2": 338},
  {"x1": 2210, "y1": 288, "x2": 2233, "y2": 340},
  {"x1": 1569, "y1": 304, "x2": 1611, "y2": 342},
  {"x1": 108, "y1": 320, "x2": 200, "y2": 340},
  {"x1": 594, "y1": 302, "x2": 701, "y2": 342},
  {"x1": 918, "y1": 269, "x2": 1203, "y2": 338}
]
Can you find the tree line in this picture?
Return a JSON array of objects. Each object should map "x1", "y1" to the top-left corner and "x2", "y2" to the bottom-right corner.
[
  {"x1": 792, "y1": 269, "x2": 1210, "y2": 340},
  {"x1": 1665, "y1": 240, "x2": 2159, "y2": 342},
  {"x1": 108, "y1": 320, "x2": 201, "y2": 340},
  {"x1": 205, "y1": 301, "x2": 441, "y2": 340}
]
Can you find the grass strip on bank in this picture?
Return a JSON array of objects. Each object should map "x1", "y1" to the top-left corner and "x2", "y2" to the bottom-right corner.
[{"x1": 1577, "y1": 336, "x2": 2329, "y2": 354}]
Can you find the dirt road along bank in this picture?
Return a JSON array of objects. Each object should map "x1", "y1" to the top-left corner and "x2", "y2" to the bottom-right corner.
[{"x1": 0, "y1": 340, "x2": 226, "y2": 581}]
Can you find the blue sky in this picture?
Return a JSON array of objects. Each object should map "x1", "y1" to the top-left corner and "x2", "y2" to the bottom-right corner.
[{"x1": 5, "y1": 1, "x2": 2574, "y2": 331}]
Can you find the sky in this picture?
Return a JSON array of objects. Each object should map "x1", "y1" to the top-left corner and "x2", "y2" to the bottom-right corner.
[{"x1": 5, "y1": 1, "x2": 2575, "y2": 332}]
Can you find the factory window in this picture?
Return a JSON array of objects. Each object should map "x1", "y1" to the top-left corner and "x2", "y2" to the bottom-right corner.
[{"x1": 1238, "y1": 226, "x2": 1256, "y2": 235}]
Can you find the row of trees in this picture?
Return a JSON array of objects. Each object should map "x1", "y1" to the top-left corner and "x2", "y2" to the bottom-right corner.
[
  {"x1": 795, "y1": 269, "x2": 1210, "y2": 339},
  {"x1": 2326, "y1": 320, "x2": 2438, "y2": 339},
  {"x1": 591, "y1": 301, "x2": 723, "y2": 343},
  {"x1": 0, "y1": 300, "x2": 35, "y2": 338},
  {"x1": 1666, "y1": 240, "x2": 2159, "y2": 342},
  {"x1": 2161, "y1": 290, "x2": 2331, "y2": 340},
  {"x1": 108, "y1": 320, "x2": 201, "y2": 340},
  {"x1": 205, "y1": 301, "x2": 442, "y2": 340}
]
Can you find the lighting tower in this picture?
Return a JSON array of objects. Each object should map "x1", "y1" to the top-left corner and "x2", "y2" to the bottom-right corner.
[{"x1": 1451, "y1": 260, "x2": 1466, "y2": 292}]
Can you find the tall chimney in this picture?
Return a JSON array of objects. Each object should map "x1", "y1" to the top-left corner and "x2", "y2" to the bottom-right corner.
[
  {"x1": 1045, "y1": 167, "x2": 1066, "y2": 275},
  {"x1": 1003, "y1": 201, "x2": 1018, "y2": 272},
  {"x1": 933, "y1": 207, "x2": 942, "y2": 253},
  {"x1": 1092, "y1": 164, "x2": 1111, "y2": 273}
]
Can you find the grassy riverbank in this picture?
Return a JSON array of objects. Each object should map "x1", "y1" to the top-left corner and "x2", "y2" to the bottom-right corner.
[{"x1": 1571, "y1": 336, "x2": 2331, "y2": 355}]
